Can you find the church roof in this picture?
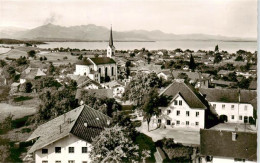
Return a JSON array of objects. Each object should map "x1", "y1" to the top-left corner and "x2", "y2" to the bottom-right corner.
[
  {"x1": 90, "y1": 57, "x2": 116, "y2": 65},
  {"x1": 77, "y1": 58, "x2": 93, "y2": 66}
]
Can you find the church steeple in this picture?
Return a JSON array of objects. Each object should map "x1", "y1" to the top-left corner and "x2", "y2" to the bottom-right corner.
[
  {"x1": 109, "y1": 26, "x2": 114, "y2": 47},
  {"x1": 107, "y1": 25, "x2": 115, "y2": 58}
]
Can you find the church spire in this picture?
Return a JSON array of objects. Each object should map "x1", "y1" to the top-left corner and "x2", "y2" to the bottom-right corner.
[{"x1": 109, "y1": 25, "x2": 113, "y2": 47}]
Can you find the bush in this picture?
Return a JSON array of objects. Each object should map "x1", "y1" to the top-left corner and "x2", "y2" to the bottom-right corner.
[
  {"x1": 21, "y1": 128, "x2": 31, "y2": 133},
  {"x1": 132, "y1": 120, "x2": 142, "y2": 127},
  {"x1": 13, "y1": 96, "x2": 33, "y2": 102}
]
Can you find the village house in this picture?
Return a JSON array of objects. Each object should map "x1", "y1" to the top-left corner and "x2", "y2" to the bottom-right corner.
[
  {"x1": 102, "y1": 80, "x2": 125, "y2": 98},
  {"x1": 74, "y1": 27, "x2": 117, "y2": 83},
  {"x1": 199, "y1": 88, "x2": 257, "y2": 124},
  {"x1": 157, "y1": 69, "x2": 172, "y2": 80},
  {"x1": 200, "y1": 128, "x2": 257, "y2": 163},
  {"x1": 24, "y1": 105, "x2": 111, "y2": 163},
  {"x1": 153, "y1": 79, "x2": 207, "y2": 130},
  {"x1": 20, "y1": 67, "x2": 46, "y2": 84}
]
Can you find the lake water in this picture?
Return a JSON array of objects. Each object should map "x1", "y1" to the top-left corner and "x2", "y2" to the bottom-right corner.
[{"x1": 37, "y1": 40, "x2": 257, "y2": 53}]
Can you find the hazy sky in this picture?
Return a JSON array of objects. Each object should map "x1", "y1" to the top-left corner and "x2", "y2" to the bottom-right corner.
[{"x1": 0, "y1": 0, "x2": 257, "y2": 38}]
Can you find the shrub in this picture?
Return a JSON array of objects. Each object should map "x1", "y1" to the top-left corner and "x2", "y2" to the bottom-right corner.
[{"x1": 13, "y1": 96, "x2": 33, "y2": 102}]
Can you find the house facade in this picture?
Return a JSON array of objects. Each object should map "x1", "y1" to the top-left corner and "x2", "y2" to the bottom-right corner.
[
  {"x1": 199, "y1": 88, "x2": 256, "y2": 123},
  {"x1": 25, "y1": 105, "x2": 111, "y2": 163},
  {"x1": 154, "y1": 79, "x2": 207, "y2": 130},
  {"x1": 35, "y1": 134, "x2": 91, "y2": 163}
]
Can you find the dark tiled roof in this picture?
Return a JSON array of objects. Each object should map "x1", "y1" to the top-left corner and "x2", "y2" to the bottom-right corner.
[
  {"x1": 200, "y1": 129, "x2": 257, "y2": 161},
  {"x1": 160, "y1": 80, "x2": 207, "y2": 109},
  {"x1": 27, "y1": 105, "x2": 111, "y2": 153},
  {"x1": 199, "y1": 88, "x2": 257, "y2": 105},
  {"x1": 77, "y1": 59, "x2": 93, "y2": 66},
  {"x1": 71, "y1": 105, "x2": 111, "y2": 142},
  {"x1": 90, "y1": 57, "x2": 116, "y2": 65}
]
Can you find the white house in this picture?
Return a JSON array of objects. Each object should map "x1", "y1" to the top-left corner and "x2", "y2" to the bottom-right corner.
[
  {"x1": 25, "y1": 105, "x2": 111, "y2": 163},
  {"x1": 74, "y1": 27, "x2": 117, "y2": 83},
  {"x1": 20, "y1": 67, "x2": 46, "y2": 84},
  {"x1": 199, "y1": 88, "x2": 257, "y2": 124},
  {"x1": 200, "y1": 128, "x2": 257, "y2": 163},
  {"x1": 154, "y1": 79, "x2": 207, "y2": 130},
  {"x1": 157, "y1": 70, "x2": 172, "y2": 80},
  {"x1": 102, "y1": 80, "x2": 125, "y2": 98}
]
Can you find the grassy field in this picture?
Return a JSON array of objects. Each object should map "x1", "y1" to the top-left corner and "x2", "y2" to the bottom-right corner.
[
  {"x1": 0, "y1": 103, "x2": 36, "y2": 122},
  {"x1": 37, "y1": 51, "x2": 79, "y2": 65},
  {"x1": 0, "y1": 49, "x2": 27, "y2": 59}
]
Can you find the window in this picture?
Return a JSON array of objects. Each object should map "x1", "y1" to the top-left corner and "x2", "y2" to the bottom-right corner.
[
  {"x1": 99, "y1": 68, "x2": 101, "y2": 73},
  {"x1": 196, "y1": 112, "x2": 199, "y2": 117},
  {"x1": 176, "y1": 121, "x2": 180, "y2": 125},
  {"x1": 167, "y1": 120, "x2": 171, "y2": 125},
  {"x1": 55, "y1": 147, "x2": 61, "y2": 153},
  {"x1": 234, "y1": 158, "x2": 245, "y2": 162},
  {"x1": 239, "y1": 116, "x2": 243, "y2": 120},
  {"x1": 231, "y1": 115, "x2": 235, "y2": 119},
  {"x1": 186, "y1": 121, "x2": 189, "y2": 126},
  {"x1": 68, "y1": 161, "x2": 75, "y2": 163},
  {"x1": 231, "y1": 105, "x2": 235, "y2": 109},
  {"x1": 174, "y1": 100, "x2": 178, "y2": 105},
  {"x1": 244, "y1": 105, "x2": 248, "y2": 111},
  {"x1": 42, "y1": 148, "x2": 48, "y2": 154},
  {"x1": 55, "y1": 161, "x2": 61, "y2": 163},
  {"x1": 69, "y1": 147, "x2": 74, "y2": 153},
  {"x1": 112, "y1": 67, "x2": 114, "y2": 76},
  {"x1": 222, "y1": 104, "x2": 225, "y2": 109},
  {"x1": 179, "y1": 100, "x2": 182, "y2": 106},
  {"x1": 195, "y1": 122, "x2": 199, "y2": 126},
  {"x1": 176, "y1": 110, "x2": 180, "y2": 116},
  {"x1": 42, "y1": 161, "x2": 48, "y2": 163},
  {"x1": 186, "y1": 111, "x2": 189, "y2": 117},
  {"x1": 82, "y1": 147, "x2": 88, "y2": 153},
  {"x1": 167, "y1": 110, "x2": 171, "y2": 115},
  {"x1": 213, "y1": 104, "x2": 216, "y2": 108}
]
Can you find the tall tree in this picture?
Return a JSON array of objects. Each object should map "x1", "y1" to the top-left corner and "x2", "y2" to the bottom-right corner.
[
  {"x1": 142, "y1": 88, "x2": 160, "y2": 131},
  {"x1": 214, "y1": 53, "x2": 223, "y2": 64},
  {"x1": 90, "y1": 125, "x2": 141, "y2": 163},
  {"x1": 214, "y1": 45, "x2": 219, "y2": 52},
  {"x1": 27, "y1": 50, "x2": 36, "y2": 58},
  {"x1": 189, "y1": 54, "x2": 196, "y2": 71}
]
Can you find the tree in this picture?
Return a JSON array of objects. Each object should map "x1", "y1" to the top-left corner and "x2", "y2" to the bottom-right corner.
[
  {"x1": 47, "y1": 62, "x2": 55, "y2": 75},
  {"x1": 147, "y1": 52, "x2": 152, "y2": 64},
  {"x1": 189, "y1": 54, "x2": 196, "y2": 71},
  {"x1": 27, "y1": 50, "x2": 36, "y2": 58},
  {"x1": 142, "y1": 88, "x2": 160, "y2": 131},
  {"x1": 214, "y1": 45, "x2": 219, "y2": 52},
  {"x1": 40, "y1": 57, "x2": 43, "y2": 61},
  {"x1": 78, "y1": 54, "x2": 83, "y2": 60},
  {"x1": 90, "y1": 125, "x2": 141, "y2": 163},
  {"x1": 214, "y1": 53, "x2": 222, "y2": 64},
  {"x1": 25, "y1": 82, "x2": 33, "y2": 93},
  {"x1": 235, "y1": 55, "x2": 244, "y2": 61},
  {"x1": 125, "y1": 61, "x2": 131, "y2": 78},
  {"x1": 130, "y1": 53, "x2": 135, "y2": 57},
  {"x1": 0, "y1": 145, "x2": 10, "y2": 162},
  {"x1": 0, "y1": 60, "x2": 7, "y2": 68},
  {"x1": 43, "y1": 56, "x2": 47, "y2": 60},
  {"x1": 16, "y1": 56, "x2": 28, "y2": 65}
]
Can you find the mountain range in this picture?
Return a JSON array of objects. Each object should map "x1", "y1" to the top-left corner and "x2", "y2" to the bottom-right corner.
[{"x1": 0, "y1": 23, "x2": 256, "y2": 42}]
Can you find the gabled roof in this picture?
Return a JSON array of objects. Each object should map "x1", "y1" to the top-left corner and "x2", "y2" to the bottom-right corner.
[
  {"x1": 21, "y1": 68, "x2": 46, "y2": 80},
  {"x1": 159, "y1": 70, "x2": 172, "y2": 76},
  {"x1": 27, "y1": 105, "x2": 111, "y2": 153},
  {"x1": 200, "y1": 129, "x2": 257, "y2": 161},
  {"x1": 77, "y1": 58, "x2": 93, "y2": 66},
  {"x1": 160, "y1": 80, "x2": 207, "y2": 109},
  {"x1": 90, "y1": 57, "x2": 116, "y2": 65},
  {"x1": 199, "y1": 88, "x2": 257, "y2": 105}
]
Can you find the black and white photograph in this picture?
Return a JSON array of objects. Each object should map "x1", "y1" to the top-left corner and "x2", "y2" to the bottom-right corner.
[{"x1": 0, "y1": 0, "x2": 258, "y2": 162}]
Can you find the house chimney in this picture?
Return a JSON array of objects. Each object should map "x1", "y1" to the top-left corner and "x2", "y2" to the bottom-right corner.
[{"x1": 232, "y1": 132, "x2": 237, "y2": 141}]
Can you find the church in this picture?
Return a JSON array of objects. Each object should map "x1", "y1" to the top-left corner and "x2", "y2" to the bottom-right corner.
[{"x1": 74, "y1": 27, "x2": 117, "y2": 83}]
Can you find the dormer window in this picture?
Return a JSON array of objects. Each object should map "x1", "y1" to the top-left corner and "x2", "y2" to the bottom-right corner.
[
  {"x1": 179, "y1": 100, "x2": 182, "y2": 106},
  {"x1": 174, "y1": 100, "x2": 178, "y2": 105}
]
